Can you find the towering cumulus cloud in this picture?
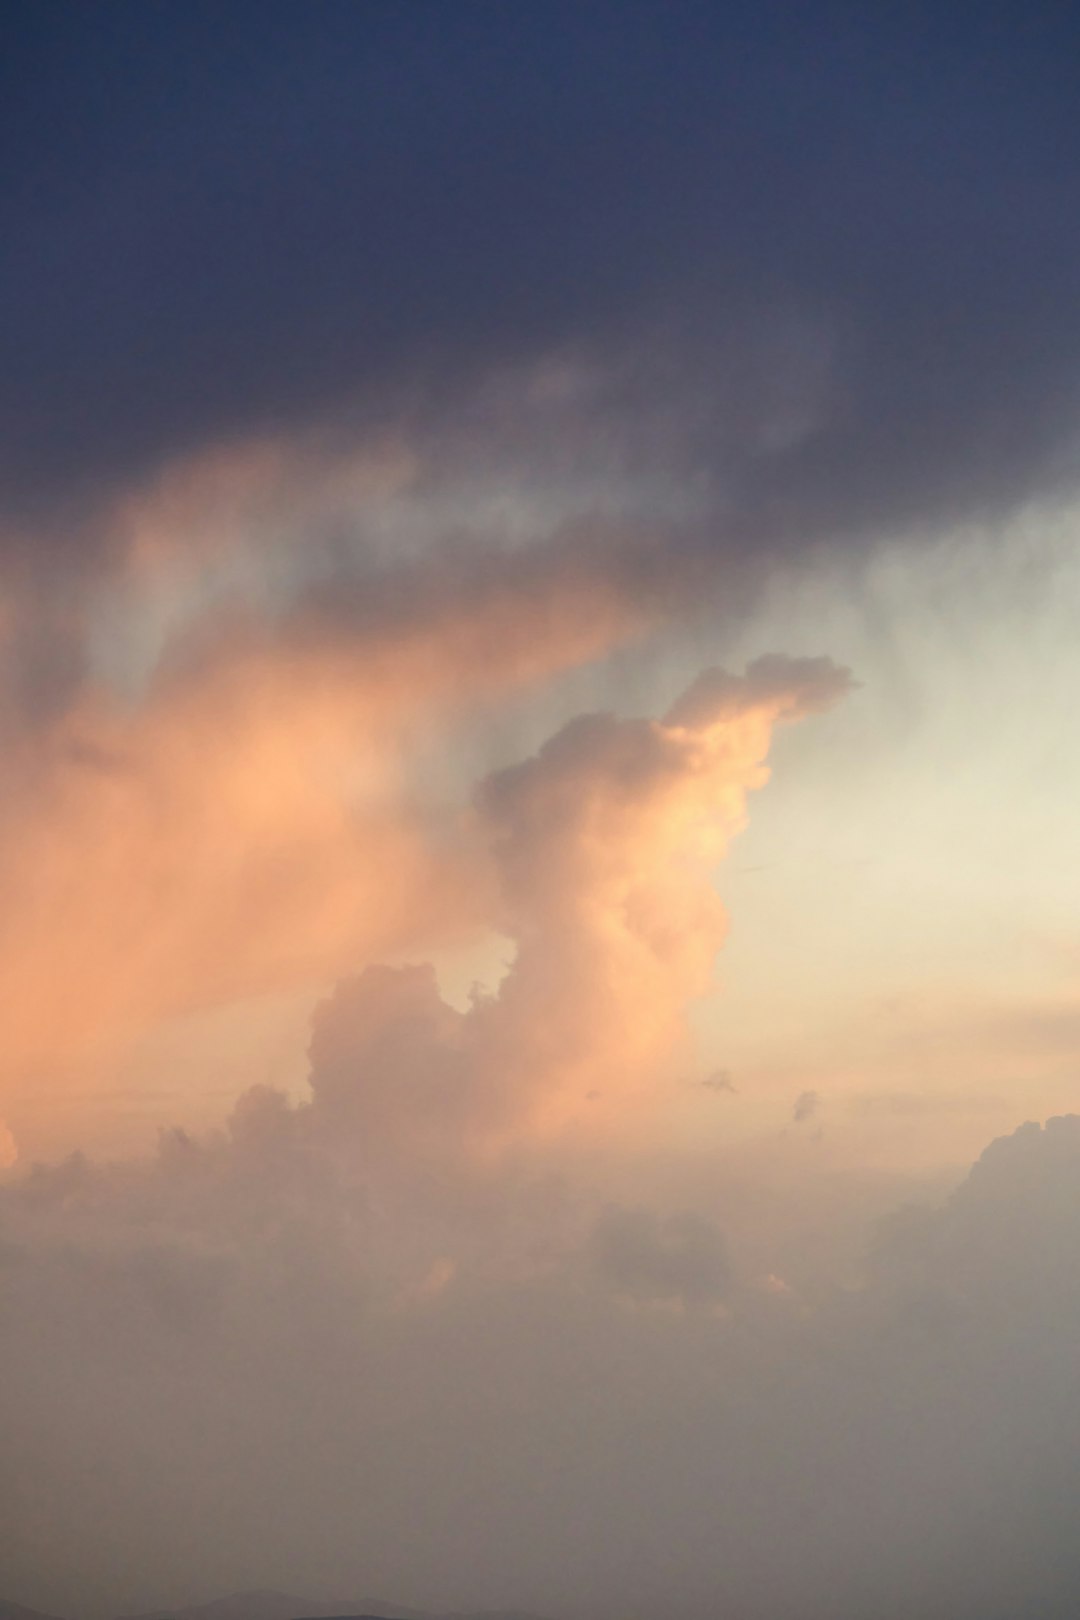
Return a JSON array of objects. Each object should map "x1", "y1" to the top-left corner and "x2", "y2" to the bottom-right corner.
[{"x1": 307, "y1": 655, "x2": 852, "y2": 1156}]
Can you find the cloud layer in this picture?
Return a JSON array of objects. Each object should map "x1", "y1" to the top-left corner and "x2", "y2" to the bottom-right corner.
[
  {"x1": 5, "y1": 1084, "x2": 1080, "y2": 1619},
  {"x1": 5, "y1": 8, "x2": 1080, "y2": 576}
]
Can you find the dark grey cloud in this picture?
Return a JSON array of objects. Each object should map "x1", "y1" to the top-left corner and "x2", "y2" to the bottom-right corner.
[{"x1": 3, "y1": 3, "x2": 1080, "y2": 572}]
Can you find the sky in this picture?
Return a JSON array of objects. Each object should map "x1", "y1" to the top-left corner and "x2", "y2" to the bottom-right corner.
[{"x1": 3, "y1": 5, "x2": 1080, "y2": 1618}]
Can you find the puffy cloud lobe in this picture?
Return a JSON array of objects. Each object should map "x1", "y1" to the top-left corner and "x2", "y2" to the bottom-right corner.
[
  {"x1": 664, "y1": 654, "x2": 855, "y2": 730},
  {"x1": 308, "y1": 966, "x2": 470, "y2": 1159}
]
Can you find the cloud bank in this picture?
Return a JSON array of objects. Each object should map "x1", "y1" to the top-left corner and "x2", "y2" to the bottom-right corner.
[{"x1": 5, "y1": 1085, "x2": 1080, "y2": 1619}]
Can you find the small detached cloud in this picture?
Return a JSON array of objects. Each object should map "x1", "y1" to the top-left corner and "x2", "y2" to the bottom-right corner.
[{"x1": 793, "y1": 1089, "x2": 821, "y2": 1125}]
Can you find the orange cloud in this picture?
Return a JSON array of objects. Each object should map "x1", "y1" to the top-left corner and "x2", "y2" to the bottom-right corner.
[
  {"x1": 305, "y1": 656, "x2": 854, "y2": 1161},
  {"x1": 0, "y1": 536, "x2": 654, "y2": 1152}
]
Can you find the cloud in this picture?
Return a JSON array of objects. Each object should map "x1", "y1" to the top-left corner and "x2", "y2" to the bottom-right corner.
[
  {"x1": 589, "y1": 1206, "x2": 730, "y2": 1310},
  {"x1": 665, "y1": 655, "x2": 856, "y2": 730},
  {"x1": 6, "y1": 14, "x2": 1080, "y2": 1615},
  {"x1": 0, "y1": 528, "x2": 665, "y2": 1140},
  {"x1": 7, "y1": 1077, "x2": 1080, "y2": 1620},
  {"x1": 5, "y1": 9, "x2": 1080, "y2": 598},
  {"x1": 302, "y1": 656, "x2": 850, "y2": 1157},
  {"x1": 700, "y1": 1068, "x2": 736, "y2": 1094},
  {"x1": 3, "y1": 659, "x2": 1080, "y2": 1620},
  {"x1": 792, "y1": 1089, "x2": 821, "y2": 1124},
  {"x1": 872, "y1": 1113, "x2": 1080, "y2": 1308}
]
